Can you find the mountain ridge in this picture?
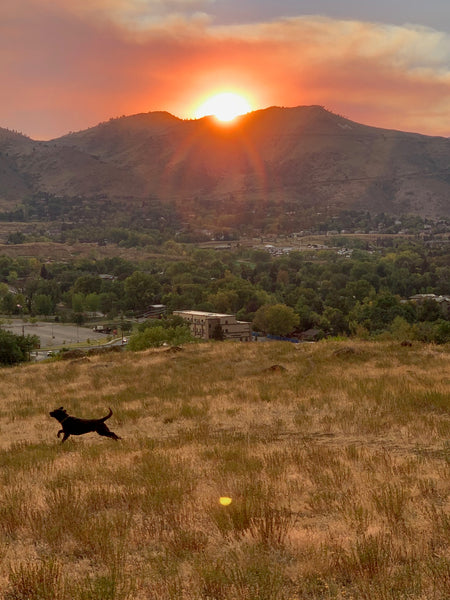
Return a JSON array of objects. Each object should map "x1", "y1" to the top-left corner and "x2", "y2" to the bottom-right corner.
[{"x1": 0, "y1": 106, "x2": 449, "y2": 228}]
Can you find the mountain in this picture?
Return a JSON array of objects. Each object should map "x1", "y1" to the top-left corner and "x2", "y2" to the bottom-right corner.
[{"x1": 0, "y1": 106, "x2": 449, "y2": 230}]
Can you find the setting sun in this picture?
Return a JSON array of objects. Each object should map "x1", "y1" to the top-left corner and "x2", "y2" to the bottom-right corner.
[{"x1": 195, "y1": 92, "x2": 252, "y2": 122}]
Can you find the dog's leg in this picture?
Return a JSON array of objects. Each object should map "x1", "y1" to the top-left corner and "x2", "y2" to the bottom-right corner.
[
  {"x1": 97, "y1": 426, "x2": 121, "y2": 440},
  {"x1": 61, "y1": 432, "x2": 70, "y2": 443},
  {"x1": 57, "y1": 429, "x2": 63, "y2": 438},
  {"x1": 95, "y1": 422, "x2": 121, "y2": 440},
  {"x1": 102, "y1": 430, "x2": 121, "y2": 440}
]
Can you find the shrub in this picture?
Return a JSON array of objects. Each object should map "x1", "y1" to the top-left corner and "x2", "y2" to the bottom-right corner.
[
  {"x1": 128, "y1": 324, "x2": 193, "y2": 350},
  {"x1": 0, "y1": 330, "x2": 39, "y2": 365}
]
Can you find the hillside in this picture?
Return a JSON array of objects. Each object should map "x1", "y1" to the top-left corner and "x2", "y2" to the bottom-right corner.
[
  {"x1": 0, "y1": 106, "x2": 449, "y2": 230},
  {"x1": 0, "y1": 129, "x2": 35, "y2": 208},
  {"x1": 0, "y1": 340, "x2": 448, "y2": 599}
]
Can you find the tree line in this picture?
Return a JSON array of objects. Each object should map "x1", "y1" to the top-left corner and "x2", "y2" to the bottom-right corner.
[{"x1": 0, "y1": 238, "x2": 449, "y2": 352}]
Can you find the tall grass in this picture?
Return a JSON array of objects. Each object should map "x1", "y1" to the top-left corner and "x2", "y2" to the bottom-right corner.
[
  {"x1": 0, "y1": 340, "x2": 448, "y2": 599},
  {"x1": 5, "y1": 560, "x2": 67, "y2": 600}
]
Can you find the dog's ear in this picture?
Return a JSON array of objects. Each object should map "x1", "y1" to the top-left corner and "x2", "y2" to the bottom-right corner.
[{"x1": 59, "y1": 406, "x2": 64, "y2": 410}]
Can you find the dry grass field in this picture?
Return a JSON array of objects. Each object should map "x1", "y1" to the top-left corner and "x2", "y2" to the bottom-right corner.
[
  {"x1": 0, "y1": 340, "x2": 448, "y2": 599},
  {"x1": 0, "y1": 239, "x2": 185, "y2": 262}
]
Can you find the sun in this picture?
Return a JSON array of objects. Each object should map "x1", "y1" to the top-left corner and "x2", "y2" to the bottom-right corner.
[{"x1": 194, "y1": 92, "x2": 252, "y2": 122}]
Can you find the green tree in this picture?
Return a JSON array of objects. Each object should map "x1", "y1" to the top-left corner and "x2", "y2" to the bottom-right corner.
[
  {"x1": 0, "y1": 331, "x2": 22, "y2": 364},
  {"x1": 416, "y1": 299, "x2": 443, "y2": 322},
  {"x1": 85, "y1": 293, "x2": 101, "y2": 314},
  {"x1": 295, "y1": 287, "x2": 323, "y2": 313},
  {"x1": 0, "y1": 330, "x2": 39, "y2": 364},
  {"x1": 389, "y1": 316, "x2": 415, "y2": 341},
  {"x1": 2, "y1": 292, "x2": 17, "y2": 314},
  {"x1": 72, "y1": 293, "x2": 84, "y2": 313},
  {"x1": 295, "y1": 299, "x2": 320, "y2": 330},
  {"x1": 350, "y1": 293, "x2": 414, "y2": 333},
  {"x1": 432, "y1": 319, "x2": 450, "y2": 344},
  {"x1": 73, "y1": 312, "x2": 85, "y2": 326},
  {"x1": 7, "y1": 270, "x2": 18, "y2": 285},
  {"x1": 32, "y1": 294, "x2": 54, "y2": 316},
  {"x1": 124, "y1": 271, "x2": 161, "y2": 312},
  {"x1": 98, "y1": 292, "x2": 120, "y2": 317},
  {"x1": 253, "y1": 304, "x2": 299, "y2": 336},
  {"x1": 208, "y1": 290, "x2": 239, "y2": 314},
  {"x1": 73, "y1": 275, "x2": 102, "y2": 295},
  {"x1": 321, "y1": 307, "x2": 349, "y2": 335},
  {"x1": 7, "y1": 232, "x2": 25, "y2": 244}
]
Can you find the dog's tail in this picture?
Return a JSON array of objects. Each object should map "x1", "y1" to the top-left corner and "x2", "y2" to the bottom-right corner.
[{"x1": 101, "y1": 408, "x2": 113, "y2": 422}]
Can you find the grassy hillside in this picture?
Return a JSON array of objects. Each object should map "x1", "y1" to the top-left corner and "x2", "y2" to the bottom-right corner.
[{"x1": 0, "y1": 340, "x2": 448, "y2": 599}]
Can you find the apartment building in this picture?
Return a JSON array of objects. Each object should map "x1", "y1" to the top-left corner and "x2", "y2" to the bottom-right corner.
[{"x1": 173, "y1": 310, "x2": 251, "y2": 341}]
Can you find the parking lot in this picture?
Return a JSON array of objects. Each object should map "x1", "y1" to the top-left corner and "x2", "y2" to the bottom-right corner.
[{"x1": 2, "y1": 320, "x2": 108, "y2": 349}]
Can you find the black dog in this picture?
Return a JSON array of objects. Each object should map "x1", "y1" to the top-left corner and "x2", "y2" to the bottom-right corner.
[{"x1": 49, "y1": 406, "x2": 121, "y2": 443}]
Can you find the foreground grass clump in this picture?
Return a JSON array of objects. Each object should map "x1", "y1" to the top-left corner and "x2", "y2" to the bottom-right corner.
[{"x1": 0, "y1": 340, "x2": 448, "y2": 599}]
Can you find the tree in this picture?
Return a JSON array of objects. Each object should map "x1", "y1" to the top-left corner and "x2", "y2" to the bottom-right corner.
[
  {"x1": 208, "y1": 290, "x2": 239, "y2": 314},
  {"x1": 73, "y1": 275, "x2": 102, "y2": 295},
  {"x1": 0, "y1": 331, "x2": 23, "y2": 364},
  {"x1": 7, "y1": 232, "x2": 25, "y2": 244},
  {"x1": 350, "y1": 293, "x2": 414, "y2": 333},
  {"x1": 432, "y1": 320, "x2": 450, "y2": 344},
  {"x1": 253, "y1": 304, "x2": 299, "y2": 336},
  {"x1": 2, "y1": 292, "x2": 17, "y2": 314},
  {"x1": 32, "y1": 294, "x2": 54, "y2": 316},
  {"x1": 0, "y1": 330, "x2": 39, "y2": 364},
  {"x1": 85, "y1": 293, "x2": 101, "y2": 314},
  {"x1": 295, "y1": 299, "x2": 320, "y2": 331},
  {"x1": 321, "y1": 307, "x2": 349, "y2": 335},
  {"x1": 390, "y1": 316, "x2": 414, "y2": 342},
  {"x1": 73, "y1": 312, "x2": 85, "y2": 326},
  {"x1": 123, "y1": 271, "x2": 161, "y2": 312},
  {"x1": 416, "y1": 298, "x2": 443, "y2": 322},
  {"x1": 40, "y1": 264, "x2": 50, "y2": 279},
  {"x1": 72, "y1": 293, "x2": 84, "y2": 313}
]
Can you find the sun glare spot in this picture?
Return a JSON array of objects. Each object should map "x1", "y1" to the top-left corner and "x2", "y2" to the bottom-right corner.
[{"x1": 195, "y1": 92, "x2": 252, "y2": 122}]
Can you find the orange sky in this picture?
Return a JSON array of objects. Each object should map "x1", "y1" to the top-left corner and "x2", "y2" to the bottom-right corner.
[{"x1": 1, "y1": 1, "x2": 450, "y2": 139}]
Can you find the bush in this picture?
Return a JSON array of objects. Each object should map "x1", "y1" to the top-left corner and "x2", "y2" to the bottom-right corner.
[
  {"x1": 413, "y1": 319, "x2": 450, "y2": 344},
  {"x1": 128, "y1": 324, "x2": 193, "y2": 350},
  {"x1": 0, "y1": 330, "x2": 39, "y2": 365}
]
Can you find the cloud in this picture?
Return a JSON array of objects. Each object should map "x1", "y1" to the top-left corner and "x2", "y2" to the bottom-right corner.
[
  {"x1": 1, "y1": 3, "x2": 449, "y2": 138},
  {"x1": 20, "y1": 0, "x2": 215, "y2": 29},
  {"x1": 181, "y1": 16, "x2": 450, "y2": 134}
]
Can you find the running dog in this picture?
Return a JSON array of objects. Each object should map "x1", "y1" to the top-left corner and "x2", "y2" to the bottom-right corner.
[{"x1": 49, "y1": 406, "x2": 121, "y2": 443}]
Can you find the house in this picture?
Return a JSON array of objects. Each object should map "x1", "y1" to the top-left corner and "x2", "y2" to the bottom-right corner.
[
  {"x1": 173, "y1": 310, "x2": 251, "y2": 341},
  {"x1": 298, "y1": 328, "x2": 322, "y2": 342},
  {"x1": 409, "y1": 294, "x2": 450, "y2": 317}
]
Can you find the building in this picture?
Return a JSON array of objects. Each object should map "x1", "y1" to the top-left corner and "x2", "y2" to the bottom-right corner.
[
  {"x1": 141, "y1": 304, "x2": 167, "y2": 319},
  {"x1": 409, "y1": 294, "x2": 450, "y2": 317},
  {"x1": 298, "y1": 328, "x2": 322, "y2": 342},
  {"x1": 173, "y1": 310, "x2": 251, "y2": 341}
]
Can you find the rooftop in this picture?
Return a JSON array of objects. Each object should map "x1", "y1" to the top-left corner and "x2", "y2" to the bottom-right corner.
[{"x1": 174, "y1": 310, "x2": 232, "y2": 318}]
